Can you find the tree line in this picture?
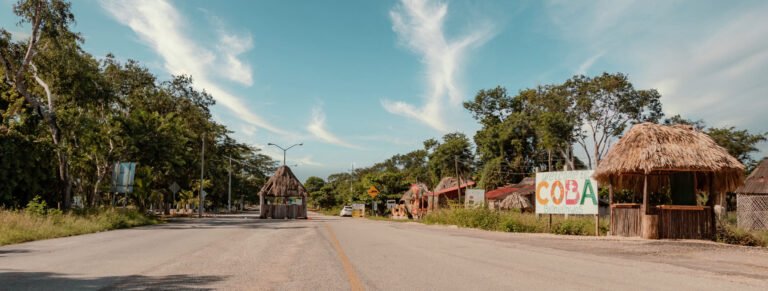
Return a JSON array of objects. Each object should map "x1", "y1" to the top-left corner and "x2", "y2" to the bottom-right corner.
[
  {"x1": 1, "y1": 0, "x2": 276, "y2": 210},
  {"x1": 306, "y1": 74, "x2": 766, "y2": 208}
]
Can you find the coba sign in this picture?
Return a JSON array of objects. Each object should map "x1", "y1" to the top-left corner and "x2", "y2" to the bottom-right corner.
[{"x1": 535, "y1": 170, "x2": 598, "y2": 215}]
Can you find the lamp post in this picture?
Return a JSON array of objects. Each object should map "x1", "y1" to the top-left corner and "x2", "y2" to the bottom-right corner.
[{"x1": 267, "y1": 143, "x2": 303, "y2": 166}]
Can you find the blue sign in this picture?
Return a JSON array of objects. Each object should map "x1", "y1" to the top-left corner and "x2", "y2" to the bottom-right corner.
[{"x1": 112, "y1": 162, "x2": 137, "y2": 193}]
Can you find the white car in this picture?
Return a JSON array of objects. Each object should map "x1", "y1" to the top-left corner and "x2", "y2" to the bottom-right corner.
[{"x1": 339, "y1": 206, "x2": 353, "y2": 217}]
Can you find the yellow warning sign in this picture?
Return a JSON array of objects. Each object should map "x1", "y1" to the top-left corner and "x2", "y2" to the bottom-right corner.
[{"x1": 367, "y1": 186, "x2": 380, "y2": 198}]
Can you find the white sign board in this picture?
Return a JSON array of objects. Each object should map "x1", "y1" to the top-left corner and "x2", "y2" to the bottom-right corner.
[
  {"x1": 111, "y1": 162, "x2": 137, "y2": 193},
  {"x1": 464, "y1": 189, "x2": 485, "y2": 208},
  {"x1": 535, "y1": 170, "x2": 598, "y2": 215}
]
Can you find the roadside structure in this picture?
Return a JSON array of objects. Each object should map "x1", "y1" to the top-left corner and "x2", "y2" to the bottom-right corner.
[
  {"x1": 485, "y1": 179, "x2": 536, "y2": 211},
  {"x1": 429, "y1": 177, "x2": 475, "y2": 211},
  {"x1": 398, "y1": 183, "x2": 431, "y2": 219},
  {"x1": 594, "y1": 123, "x2": 745, "y2": 239},
  {"x1": 735, "y1": 158, "x2": 768, "y2": 230},
  {"x1": 258, "y1": 166, "x2": 308, "y2": 219}
]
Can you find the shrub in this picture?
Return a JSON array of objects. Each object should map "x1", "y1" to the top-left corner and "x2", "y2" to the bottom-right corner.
[
  {"x1": 25, "y1": 195, "x2": 48, "y2": 216},
  {"x1": 716, "y1": 225, "x2": 766, "y2": 247}
]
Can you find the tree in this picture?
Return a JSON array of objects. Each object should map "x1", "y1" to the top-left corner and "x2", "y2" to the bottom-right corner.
[
  {"x1": 427, "y1": 132, "x2": 473, "y2": 185},
  {"x1": 0, "y1": 0, "x2": 81, "y2": 208},
  {"x1": 707, "y1": 127, "x2": 767, "y2": 171},
  {"x1": 564, "y1": 73, "x2": 663, "y2": 168}
]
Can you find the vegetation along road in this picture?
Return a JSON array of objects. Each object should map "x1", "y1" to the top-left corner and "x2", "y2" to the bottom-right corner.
[{"x1": 1, "y1": 212, "x2": 767, "y2": 290}]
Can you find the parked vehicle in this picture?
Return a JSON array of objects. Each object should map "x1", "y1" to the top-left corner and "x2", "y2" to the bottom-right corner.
[{"x1": 339, "y1": 205, "x2": 353, "y2": 217}]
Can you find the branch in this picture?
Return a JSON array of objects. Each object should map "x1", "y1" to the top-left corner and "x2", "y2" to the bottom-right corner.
[
  {"x1": 15, "y1": 0, "x2": 43, "y2": 85},
  {"x1": 30, "y1": 63, "x2": 54, "y2": 110}
]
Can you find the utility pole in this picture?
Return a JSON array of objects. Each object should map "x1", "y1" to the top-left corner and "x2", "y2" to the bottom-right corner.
[
  {"x1": 228, "y1": 155, "x2": 232, "y2": 213},
  {"x1": 199, "y1": 134, "x2": 205, "y2": 218},
  {"x1": 267, "y1": 143, "x2": 303, "y2": 166},
  {"x1": 455, "y1": 156, "x2": 462, "y2": 205}
]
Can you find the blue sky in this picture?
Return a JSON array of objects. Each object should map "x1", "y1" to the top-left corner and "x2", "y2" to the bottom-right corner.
[{"x1": 3, "y1": 0, "x2": 767, "y2": 181}]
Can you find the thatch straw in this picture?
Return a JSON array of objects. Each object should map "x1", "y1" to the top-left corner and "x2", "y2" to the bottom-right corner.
[
  {"x1": 433, "y1": 177, "x2": 474, "y2": 193},
  {"x1": 594, "y1": 123, "x2": 744, "y2": 193},
  {"x1": 258, "y1": 166, "x2": 307, "y2": 197},
  {"x1": 735, "y1": 158, "x2": 768, "y2": 195},
  {"x1": 499, "y1": 192, "x2": 532, "y2": 210}
]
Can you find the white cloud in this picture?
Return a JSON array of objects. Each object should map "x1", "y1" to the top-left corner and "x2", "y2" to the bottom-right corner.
[
  {"x1": 382, "y1": 0, "x2": 493, "y2": 132},
  {"x1": 101, "y1": 0, "x2": 286, "y2": 135},
  {"x1": 544, "y1": 0, "x2": 768, "y2": 155},
  {"x1": 306, "y1": 106, "x2": 361, "y2": 149},
  {"x1": 576, "y1": 51, "x2": 604, "y2": 75}
]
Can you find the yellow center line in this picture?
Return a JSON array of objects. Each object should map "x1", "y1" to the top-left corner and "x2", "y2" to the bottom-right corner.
[{"x1": 324, "y1": 223, "x2": 365, "y2": 291}]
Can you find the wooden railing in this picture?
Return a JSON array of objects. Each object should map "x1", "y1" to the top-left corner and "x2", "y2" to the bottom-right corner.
[
  {"x1": 611, "y1": 203, "x2": 642, "y2": 237},
  {"x1": 657, "y1": 205, "x2": 714, "y2": 239}
]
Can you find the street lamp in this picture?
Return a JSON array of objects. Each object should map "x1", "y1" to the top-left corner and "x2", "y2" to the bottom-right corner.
[{"x1": 267, "y1": 143, "x2": 303, "y2": 166}]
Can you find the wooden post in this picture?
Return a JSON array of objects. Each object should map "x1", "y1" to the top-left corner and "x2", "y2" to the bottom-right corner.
[
  {"x1": 608, "y1": 183, "x2": 614, "y2": 236},
  {"x1": 548, "y1": 214, "x2": 552, "y2": 232},
  {"x1": 595, "y1": 214, "x2": 599, "y2": 236},
  {"x1": 641, "y1": 174, "x2": 659, "y2": 239}
]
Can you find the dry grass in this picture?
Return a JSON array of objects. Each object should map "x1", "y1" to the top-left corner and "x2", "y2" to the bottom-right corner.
[
  {"x1": 0, "y1": 208, "x2": 160, "y2": 246},
  {"x1": 422, "y1": 208, "x2": 609, "y2": 236}
]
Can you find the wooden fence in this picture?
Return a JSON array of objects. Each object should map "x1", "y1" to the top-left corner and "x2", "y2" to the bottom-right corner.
[
  {"x1": 611, "y1": 203, "x2": 642, "y2": 237},
  {"x1": 263, "y1": 204, "x2": 306, "y2": 219},
  {"x1": 657, "y1": 205, "x2": 714, "y2": 239},
  {"x1": 611, "y1": 204, "x2": 714, "y2": 240}
]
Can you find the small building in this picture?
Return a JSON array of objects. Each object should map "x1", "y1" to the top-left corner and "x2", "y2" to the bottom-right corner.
[
  {"x1": 735, "y1": 158, "x2": 768, "y2": 230},
  {"x1": 485, "y1": 184, "x2": 535, "y2": 211},
  {"x1": 594, "y1": 123, "x2": 745, "y2": 240},
  {"x1": 428, "y1": 177, "x2": 475, "y2": 211},
  {"x1": 258, "y1": 166, "x2": 307, "y2": 219},
  {"x1": 398, "y1": 183, "x2": 431, "y2": 219}
]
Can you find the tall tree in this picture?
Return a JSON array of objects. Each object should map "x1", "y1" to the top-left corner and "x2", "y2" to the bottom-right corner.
[
  {"x1": 564, "y1": 72, "x2": 663, "y2": 168},
  {"x1": 0, "y1": 0, "x2": 80, "y2": 208}
]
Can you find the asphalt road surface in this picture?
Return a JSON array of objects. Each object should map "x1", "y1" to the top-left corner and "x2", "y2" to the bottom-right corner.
[{"x1": 2, "y1": 212, "x2": 767, "y2": 290}]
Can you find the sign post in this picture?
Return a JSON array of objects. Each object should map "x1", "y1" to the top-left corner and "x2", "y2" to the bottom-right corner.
[{"x1": 368, "y1": 186, "x2": 380, "y2": 216}]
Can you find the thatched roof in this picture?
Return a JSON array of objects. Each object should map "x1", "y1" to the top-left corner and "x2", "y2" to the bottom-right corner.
[
  {"x1": 432, "y1": 177, "x2": 475, "y2": 196},
  {"x1": 735, "y1": 158, "x2": 768, "y2": 195},
  {"x1": 400, "y1": 183, "x2": 430, "y2": 202},
  {"x1": 258, "y1": 166, "x2": 307, "y2": 197},
  {"x1": 594, "y1": 123, "x2": 745, "y2": 193},
  {"x1": 486, "y1": 184, "x2": 535, "y2": 200},
  {"x1": 499, "y1": 193, "x2": 532, "y2": 210}
]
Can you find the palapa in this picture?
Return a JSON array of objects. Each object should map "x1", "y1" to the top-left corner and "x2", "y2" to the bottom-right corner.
[
  {"x1": 259, "y1": 166, "x2": 307, "y2": 219},
  {"x1": 594, "y1": 122, "x2": 745, "y2": 194},
  {"x1": 258, "y1": 166, "x2": 307, "y2": 198},
  {"x1": 735, "y1": 158, "x2": 768, "y2": 230}
]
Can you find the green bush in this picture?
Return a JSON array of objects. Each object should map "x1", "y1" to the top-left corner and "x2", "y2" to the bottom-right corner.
[
  {"x1": 422, "y1": 208, "x2": 608, "y2": 236},
  {"x1": 716, "y1": 225, "x2": 766, "y2": 247},
  {"x1": 24, "y1": 196, "x2": 48, "y2": 216},
  {"x1": 552, "y1": 219, "x2": 592, "y2": 235}
]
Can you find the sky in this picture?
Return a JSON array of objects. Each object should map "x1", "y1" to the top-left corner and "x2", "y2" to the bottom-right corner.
[{"x1": 2, "y1": 0, "x2": 768, "y2": 182}]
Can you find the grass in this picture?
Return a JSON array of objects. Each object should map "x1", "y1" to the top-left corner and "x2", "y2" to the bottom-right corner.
[
  {"x1": 422, "y1": 207, "x2": 608, "y2": 236},
  {"x1": 0, "y1": 208, "x2": 161, "y2": 246},
  {"x1": 715, "y1": 212, "x2": 768, "y2": 247}
]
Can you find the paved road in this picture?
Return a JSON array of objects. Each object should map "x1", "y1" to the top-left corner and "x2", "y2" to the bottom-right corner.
[{"x1": 1, "y1": 212, "x2": 767, "y2": 290}]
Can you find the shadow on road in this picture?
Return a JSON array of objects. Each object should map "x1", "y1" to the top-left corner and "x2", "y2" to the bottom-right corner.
[
  {"x1": 0, "y1": 271, "x2": 226, "y2": 290},
  {"x1": 0, "y1": 249, "x2": 31, "y2": 257}
]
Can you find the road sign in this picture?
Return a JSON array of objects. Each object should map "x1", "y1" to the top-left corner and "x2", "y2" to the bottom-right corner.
[
  {"x1": 111, "y1": 162, "x2": 137, "y2": 193},
  {"x1": 169, "y1": 182, "x2": 180, "y2": 194},
  {"x1": 367, "y1": 186, "x2": 380, "y2": 198}
]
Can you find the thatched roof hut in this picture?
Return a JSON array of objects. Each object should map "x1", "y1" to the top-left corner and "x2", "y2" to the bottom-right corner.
[
  {"x1": 735, "y1": 158, "x2": 768, "y2": 230},
  {"x1": 595, "y1": 122, "x2": 745, "y2": 240},
  {"x1": 432, "y1": 177, "x2": 475, "y2": 199},
  {"x1": 259, "y1": 166, "x2": 307, "y2": 219},
  {"x1": 259, "y1": 166, "x2": 307, "y2": 197},
  {"x1": 594, "y1": 123, "x2": 744, "y2": 193}
]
